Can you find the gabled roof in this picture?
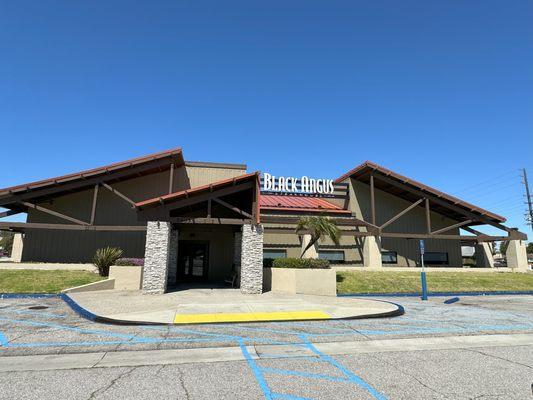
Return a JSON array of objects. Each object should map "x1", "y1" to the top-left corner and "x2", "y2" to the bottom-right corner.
[
  {"x1": 0, "y1": 147, "x2": 184, "y2": 200},
  {"x1": 336, "y1": 161, "x2": 505, "y2": 223},
  {"x1": 136, "y1": 172, "x2": 259, "y2": 209},
  {"x1": 260, "y1": 195, "x2": 351, "y2": 214}
]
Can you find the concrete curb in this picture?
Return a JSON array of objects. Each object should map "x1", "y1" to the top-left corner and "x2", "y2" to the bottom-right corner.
[
  {"x1": 2, "y1": 333, "x2": 532, "y2": 372},
  {"x1": 60, "y1": 293, "x2": 404, "y2": 326}
]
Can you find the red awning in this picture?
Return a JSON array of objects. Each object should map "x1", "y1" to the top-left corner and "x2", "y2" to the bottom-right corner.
[{"x1": 260, "y1": 195, "x2": 351, "y2": 214}]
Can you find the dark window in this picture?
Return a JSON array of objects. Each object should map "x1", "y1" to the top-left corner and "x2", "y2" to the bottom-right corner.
[
  {"x1": 318, "y1": 250, "x2": 345, "y2": 264},
  {"x1": 381, "y1": 251, "x2": 398, "y2": 264},
  {"x1": 424, "y1": 252, "x2": 449, "y2": 265},
  {"x1": 263, "y1": 249, "x2": 287, "y2": 260}
]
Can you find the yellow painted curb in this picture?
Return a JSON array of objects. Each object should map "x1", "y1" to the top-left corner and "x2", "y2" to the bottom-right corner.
[{"x1": 173, "y1": 310, "x2": 331, "y2": 324}]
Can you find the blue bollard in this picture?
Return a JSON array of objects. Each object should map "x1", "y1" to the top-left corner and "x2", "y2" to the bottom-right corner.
[{"x1": 420, "y1": 271, "x2": 428, "y2": 300}]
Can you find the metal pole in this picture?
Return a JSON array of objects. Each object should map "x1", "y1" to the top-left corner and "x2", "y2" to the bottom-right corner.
[{"x1": 420, "y1": 239, "x2": 428, "y2": 300}]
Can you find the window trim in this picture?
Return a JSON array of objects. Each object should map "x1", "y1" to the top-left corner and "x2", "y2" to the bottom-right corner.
[
  {"x1": 381, "y1": 251, "x2": 398, "y2": 264},
  {"x1": 263, "y1": 249, "x2": 287, "y2": 260},
  {"x1": 423, "y1": 251, "x2": 449, "y2": 265},
  {"x1": 318, "y1": 250, "x2": 345, "y2": 264}
]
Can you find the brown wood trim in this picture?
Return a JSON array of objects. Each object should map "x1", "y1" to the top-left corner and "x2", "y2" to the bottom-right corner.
[
  {"x1": 101, "y1": 183, "x2": 137, "y2": 208},
  {"x1": 213, "y1": 198, "x2": 253, "y2": 219},
  {"x1": 90, "y1": 184, "x2": 99, "y2": 225},
  {"x1": 138, "y1": 182, "x2": 254, "y2": 220},
  {"x1": 379, "y1": 198, "x2": 424, "y2": 230},
  {"x1": 370, "y1": 174, "x2": 376, "y2": 225},
  {"x1": 184, "y1": 161, "x2": 247, "y2": 170},
  {"x1": 425, "y1": 198, "x2": 431, "y2": 234},
  {"x1": 372, "y1": 173, "x2": 527, "y2": 240},
  {"x1": 0, "y1": 222, "x2": 146, "y2": 232},
  {"x1": 171, "y1": 217, "x2": 250, "y2": 225},
  {"x1": 431, "y1": 219, "x2": 473, "y2": 235},
  {"x1": 168, "y1": 163, "x2": 174, "y2": 194},
  {"x1": 21, "y1": 201, "x2": 89, "y2": 226},
  {"x1": 0, "y1": 156, "x2": 182, "y2": 206}
]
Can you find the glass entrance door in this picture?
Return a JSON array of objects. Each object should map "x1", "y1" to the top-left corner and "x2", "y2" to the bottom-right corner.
[{"x1": 177, "y1": 241, "x2": 209, "y2": 281}]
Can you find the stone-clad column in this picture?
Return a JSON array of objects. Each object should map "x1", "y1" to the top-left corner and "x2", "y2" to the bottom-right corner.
[
  {"x1": 363, "y1": 235, "x2": 383, "y2": 268},
  {"x1": 142, "y1": 221, "x2": 171, "y2": 294},
  {"x1": 506, "y1": 240, "x2": 528, "y2": 272},
  {"x1": 240, "y1": 224, "x2": 263, "y2": 294},
  {"x1": 167, "y1": 228, "x2": 179, "y2": 286},
  {"x1": 234, "y1": 231, "x2": 242, "y2": 278}
]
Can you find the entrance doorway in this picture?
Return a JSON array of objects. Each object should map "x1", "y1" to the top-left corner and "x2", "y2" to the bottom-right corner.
[{"x1": 177, "y1": 241, "x2": 209, "y2": 282}]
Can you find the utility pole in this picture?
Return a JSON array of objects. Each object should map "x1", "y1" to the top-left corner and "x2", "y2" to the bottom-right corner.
[{"x1": 522, "y1": 168, "x2": 533, "y2": 232}]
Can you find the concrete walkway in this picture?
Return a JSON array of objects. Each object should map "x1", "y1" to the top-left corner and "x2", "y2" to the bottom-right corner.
[
  {"x1": 68, "y1": 288, "x2": 402, "y2": 324},
  {"x1": 2, "y1": 333, "x2": 531, "y2": 372}
]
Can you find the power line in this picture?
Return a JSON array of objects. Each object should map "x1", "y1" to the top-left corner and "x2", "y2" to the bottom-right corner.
[{"x1": 453, "y1": 170, "x2": 519, "y2": 195}]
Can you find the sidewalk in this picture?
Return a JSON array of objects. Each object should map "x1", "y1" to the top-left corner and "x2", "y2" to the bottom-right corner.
[{"x1": 67, "y1": 288, "x2": 403, "y2": 324}]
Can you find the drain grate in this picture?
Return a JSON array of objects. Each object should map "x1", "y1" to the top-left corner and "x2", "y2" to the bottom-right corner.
[{"x1": 28, "y1": 305, "x2": 49, "y2": 310}]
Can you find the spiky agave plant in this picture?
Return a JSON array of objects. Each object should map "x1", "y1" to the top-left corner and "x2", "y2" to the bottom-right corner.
[
  {"x1": 295, "y1": 216, "x2": 340, "y2": 258},
  {"x1": 92, "y1": 247, "x2": 123, "y2": 276}
]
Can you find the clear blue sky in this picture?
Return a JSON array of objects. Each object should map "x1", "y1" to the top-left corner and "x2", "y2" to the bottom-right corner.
[{"x1": 1, "y1": 1, "x2": 532, "y2": 237}]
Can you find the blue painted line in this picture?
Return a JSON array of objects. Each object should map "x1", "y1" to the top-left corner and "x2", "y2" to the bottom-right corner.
[
  {"x1": 271, "y1": 393, "x2": 313, "y2": 400},
  {"x1": 239, "y1": 340, "x2": 273, "y2": 400},
  {"x1": 4, "y1": 337, "x2": 224, "y2": 348},
  {"x1": 59, "y1": 293, "x2": 97, "y2": 321},
  {"x1": 0, "y1": 331, "x2": 8, "y2": 346},
  {"x1": 301, "y1": 335, "x2": 388, "y2": 400},
  {"x1": 338, "y1": 290, "x2": 533, "y2": 297},
  {"x1": 444, "y1": 297, "x2": 460, "y2": 304},
  {"x1": 261, "y1": 367, "x2": 349, "y2": 383},
  {"x1": 0, "y1": 293, "x2": 58, "y2": 299}
]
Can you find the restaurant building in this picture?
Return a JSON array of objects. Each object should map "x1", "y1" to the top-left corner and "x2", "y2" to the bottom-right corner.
[{"x1": 0, "y1": 147, "x2": 528, "y2": 294}]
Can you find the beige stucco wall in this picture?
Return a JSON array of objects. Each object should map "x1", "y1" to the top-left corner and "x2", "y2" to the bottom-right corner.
[{"x1": 22, "y1": 164, "x2": 246, "y2": 263}]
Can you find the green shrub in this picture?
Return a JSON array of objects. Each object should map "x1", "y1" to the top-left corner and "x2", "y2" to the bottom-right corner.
[
  {"x1": 270, "y1": 257, "x2": 330, "y2": 269},
  {"x1": 263, "y1": 258, "x2": 274, "y2": 268},
  {"x1": 92, "y1": 247, "x2": 123, "y2": 276}
]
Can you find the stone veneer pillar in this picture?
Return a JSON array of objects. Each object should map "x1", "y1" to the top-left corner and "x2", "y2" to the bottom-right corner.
[
  {"x1": 166, "y1": 228, "x2": 179, "y2": 286},
  {"x1": 142, "y1": 221, "x2": 171, "y2": 294},
  {"x1": 240, "y1": 224, "x2": 264, "y2": 294},
  {"x1": 506, "y1": 240, "x2": 528, "y2": 272},
  {"x1": 475, "y1": 242, "x2": 494, "y2": 268},
  {"x1": 363, "y1": 235, "x2": 383, "y2": 268},
  {"x1": 234, "y1": 231, "x2": 242, "y2": 278}
]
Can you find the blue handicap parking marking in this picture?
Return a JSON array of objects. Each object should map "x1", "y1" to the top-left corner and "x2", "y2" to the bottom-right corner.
[
  {"x1": 444, "y1": 297, "x2": 460, "y2": 304},
  {"x1": 1, "y1": 296, "x2": 533, "y2": 400}
]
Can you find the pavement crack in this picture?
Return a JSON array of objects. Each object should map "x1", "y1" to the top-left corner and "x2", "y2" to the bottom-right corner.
[
  {"x1": 466, "y1": 348, "x2": 533, "y2": 370},
  {"x1": 366, "y1": 353, "x2": 457, "y2": 399},
  {"x1": 175, "y1": 365, "x2": 190, "y2": 400},
  {"x1": 86, "y1": 366, "x2": 137, "y2": 399},
  {"x1": 91, "y1": 352, "x2": 108, "y2": 368}
]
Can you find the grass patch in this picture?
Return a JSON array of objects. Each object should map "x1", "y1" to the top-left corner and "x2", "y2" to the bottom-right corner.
[
  {"x1": 337, "y1": 271, "x2": 533, "y2": 294},
  {"x1": 0, "y1": 270, "x2": 103, "y2": 294}
]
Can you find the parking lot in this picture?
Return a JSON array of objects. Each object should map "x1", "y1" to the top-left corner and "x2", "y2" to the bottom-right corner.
[{"x1": 0, "y1": 295, "x2": 532, "y2": 399}]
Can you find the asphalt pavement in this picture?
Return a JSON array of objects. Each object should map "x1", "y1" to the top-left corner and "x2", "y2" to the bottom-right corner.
[{"x1": 0, "y1": 295, "x2": 532, "y2": 399}]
